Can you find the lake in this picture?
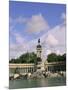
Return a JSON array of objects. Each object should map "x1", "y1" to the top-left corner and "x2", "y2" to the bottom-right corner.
[{"x1": 9, "y1": 76, "x2": 66, "y2": 89}]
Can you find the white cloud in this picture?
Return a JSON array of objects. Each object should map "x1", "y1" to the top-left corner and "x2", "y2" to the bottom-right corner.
[
  {"x1": 56, "y1": 50, "x2": 61, "y2": 55},
  {"x1": 10, "y1": 42, "x2": 29, "y2": 59},
  {"x1": 45, "y1": 49, "x2": 52, "y2": 56},
  {"x1": 10, "y1": 32, "x2": 37, "y2": 59},
  {"x1": 10, "y1": 32, "x2": 29, "y2": 59},
  {"x1": 10, "y1": 13, "x2": 66, "y2": 59},
  {"x1": 10, "y1": 22, "x2": 66, "y2": 59},
  {"x1": 13, "y1": 33, "x2": 26, "y2": 44},
  {"x1": 9, "y1": 14, "x2": 49, "y2": 59},
  {"x1": 9, "y1": 16, "x2": 28, "y2": 34},
  {"x1": 61, "y1": 13, "x2": 66, "y2": 20},
  {"x1": 46, "y1": 34, "x2": 58, "y2": 46},
  {"x1": 15, "y1": 16, "x2": 28, "y2": 24},
  {"x1": 61, "y1": 13, "x2": 66, "y2": 25},
  {"x1": 10, "y1": 16, "x2": 27, "y2": 24},
  {"x1": 27, "y1": 14, "x2": 49, "y2": 34}
]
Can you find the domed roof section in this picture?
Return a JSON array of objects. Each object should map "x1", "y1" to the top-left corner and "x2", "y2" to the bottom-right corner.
[{"x1": 37, "y1": 44, "x2": 42, "y2": 48}]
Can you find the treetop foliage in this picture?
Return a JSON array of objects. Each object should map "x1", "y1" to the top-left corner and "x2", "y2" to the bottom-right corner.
[
  {"x1": 47, "y1": 53, "x2": 66, "y2": 62},
  {"x1": 9, "y1": 52, "x2": 66, "y2": 63}
]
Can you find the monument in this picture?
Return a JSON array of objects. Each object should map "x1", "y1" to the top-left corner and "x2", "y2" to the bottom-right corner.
[{"x1": 36, "y1": 39, "x2": 42, "y2": 70}]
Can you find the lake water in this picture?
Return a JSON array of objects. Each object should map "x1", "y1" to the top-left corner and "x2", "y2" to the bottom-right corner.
[{"x1": 9, "y1": 76, "x2": 66, "y2": 89}]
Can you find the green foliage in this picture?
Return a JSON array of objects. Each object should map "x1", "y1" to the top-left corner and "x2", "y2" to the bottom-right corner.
[
  {"x1": 62, "y1": 53, "x2": 66, "y2": 62},
  {"x1": 9, "y1": 52, "x2": 37, "y2": 64},
  {"x1": 47, "y1": 53, "x2": 57, "y2": 62},
  {"x1": 47, "y1": 53, "x2": 66, "y2": 62},
  {"x1": 9, "y1": 59, "x2": 16, "y2": 63},
  {"x1": 9, "y1": 52, "x2": 66, "y2": 63}
]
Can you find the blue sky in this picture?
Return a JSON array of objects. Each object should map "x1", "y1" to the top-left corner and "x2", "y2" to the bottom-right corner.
[
  {"x1": 9, "y1": 1, "x2": 66, "y2": 26},
  {"x1": 9, "y1": 1, "x2": 66, "y2": 59}
]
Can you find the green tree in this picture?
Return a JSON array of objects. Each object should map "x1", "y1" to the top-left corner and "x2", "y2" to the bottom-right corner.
[
  {"x1": 9, "y1": 59, "x2": 16, "y2": 63},
  {"x1": 57, "y1": 55, "x2": 63, "y2": 62},
  {"x1": 62, "y1": 53, "x2": 66, "y2": 62},
  {"x1": 47, "y1": 53, "x2": 58, "y2": 62},
  {"x1": 47, "y1": 53, "x2": 66, "y2": 62},
  {"x1": 9, "y1": 52, "x2": 37, "y2": 64}
]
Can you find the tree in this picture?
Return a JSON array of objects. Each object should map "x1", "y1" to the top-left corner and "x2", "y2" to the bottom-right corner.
[
  {"x1": 47, "y1": 53, "x2": 57, "y2": 62},
  {"x1": 62, "y1": 53, "x2": 66, "y2": 62},
  {"x1": 9, "y1": 52, "x2": 37, "y2": 64},
  {"x1": 57, "y1": 55, "x2": 63, "y2": 62},
  {"x1": 47, "y1": 53, "x2": 66, "y2": 62},
  {"x1": 9, "y1": 59, "x2": 16, "y2": 63}
]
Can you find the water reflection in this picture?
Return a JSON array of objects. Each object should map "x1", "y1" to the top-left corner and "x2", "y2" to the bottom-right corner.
[{"x1": 9, "y1": 77, "x2": 66, "y2": 89}]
